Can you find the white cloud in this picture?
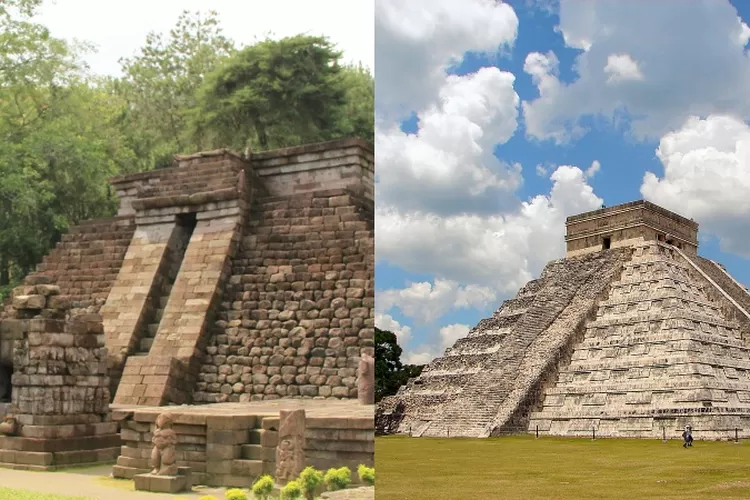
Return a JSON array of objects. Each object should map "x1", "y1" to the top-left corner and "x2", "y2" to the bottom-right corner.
[
  {"x1": 439, "y1": 323, "x2": 471, "y2": 348},
  {"x1": 375, "y1": 313, "x2": 412, "y2": 346},
  {"x1": 375, "y1": 0, "x2": 518, "y2": 122},
  {"x1": 523, "y1": 0, "x2": 750, "y2": 143},
  {"x1": 376, "y1": 67, "x2": 522, "y2": 215},
  {"x1": 35, "y1": 0, "x2": 373, "y2": 76},
  {"x1": 604, "y1": 54, "x2": 643, "y2": 84},
  {"x1": 586, "y1": 160, "x2": 601, "y2": 178},
  {"x1": 376, "y1": 165, "x2": 603, "y2": 291},
  {"x1": 378, "y1": 280, "x2": 496, "y2": 324},
  {"x1": 404, "y1": 350, "x2": 436, "y2": 365},
  {"x1": 641, "y1": 114, "x2": 750, "y2": 255}
]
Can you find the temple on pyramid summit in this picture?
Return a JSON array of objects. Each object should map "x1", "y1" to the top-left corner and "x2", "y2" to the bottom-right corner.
[{"x1": 376, "y1": 200, "x2": 750, "y2": 440}]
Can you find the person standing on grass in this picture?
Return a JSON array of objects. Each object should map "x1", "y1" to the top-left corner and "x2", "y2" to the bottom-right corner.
[{"x1": 682, "y1": 425, "x2": 693, "y2": 448}]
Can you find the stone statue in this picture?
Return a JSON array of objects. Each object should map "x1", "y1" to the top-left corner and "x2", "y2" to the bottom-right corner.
[
  {"x1": 0, "y1": 416, "x2": 18, "y2": 436},
  {"x1": 358, "y1": 353, "x2": 375, "y2": 405},
  {"x1": 275, "y1": 409, "x2": 306, "y2": 484},
  {"x1": 150, "y1": 413, "x2": 178, "y2": 475}
]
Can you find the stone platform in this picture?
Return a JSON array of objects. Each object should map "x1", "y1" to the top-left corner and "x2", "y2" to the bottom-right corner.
[{"x1": 111, "y1": 400, "x2": 374, "y2": 488}]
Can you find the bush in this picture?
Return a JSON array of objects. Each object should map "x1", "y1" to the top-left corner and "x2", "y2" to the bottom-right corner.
[
  {"x1": 357, "y1": 464, "x2": 375, "y2": 486},
  {"x1": 251, "y1": 475, "x2": 275, "y2": 500},
  {"x1": 280, "y1": 480, "x2": 303, "y2": 500},
  {"x1": 298, "y1": 466, "x2": 324, "y2": 500},
  {"x1": 225, "y1": 489, "x2": 248, "y2": 500},
  {"x1": 324, "y1": 467, "x2": 352, "y2": 491}
]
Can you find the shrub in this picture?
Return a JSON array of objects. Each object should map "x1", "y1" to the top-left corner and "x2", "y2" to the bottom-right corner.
[
  {"x1": 251, "y1": 475, "x2": 275, "y2": 500},
  {"x1": 280, "y1": 479, "x2": 303, "y2": 500},
  {"x1": 225, "y1": 488, "x2": 248, "y2": 500},
  {"x1": 324, "y1": 467, "x2": 352, "y2": 491},
  {"x1": 298, "y1": 466, "x2": 324, "y2": 500},
  {"x1": 357, "y1": 464, "x2": 375, "y2": 486}
]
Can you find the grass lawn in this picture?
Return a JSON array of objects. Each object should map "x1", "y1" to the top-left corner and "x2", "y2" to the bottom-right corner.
[
  {"x1": 376, "y1": 435, "x2": 750, "y2": 500},
  {"x1": 0, "y1": 487, "x2": 91, "y2": 500}
]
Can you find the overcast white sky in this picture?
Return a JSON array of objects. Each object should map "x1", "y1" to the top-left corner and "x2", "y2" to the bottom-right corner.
[{"x1": 35, "y1": 0, "x2": 374, "y2": 76}]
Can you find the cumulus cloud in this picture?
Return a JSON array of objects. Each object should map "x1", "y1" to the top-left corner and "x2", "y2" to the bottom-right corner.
[
  {"x1": 375, "y1": 0, "x2": 518, "y2": 122},
  {"x1": 523, "y1": 0, "x2": 750, "y2": 143},
  {"x1": 439, "y1": 323, "x2": 471, "y2": 348},
  {"x1": 378, "y1": 279, "x2": 497, "y2": 324},
  {"x1": 375, "y1": 313, "x2": 413, "y2": 346},
  {"x1": 586, "y1": 160, "x2": 601, "y2": 178},
  {"x1": 604, "y1": 54, "x2": 643, "y2": 84},
  {"x1": 376, "y1": 165, "x2": 603, "y2": 291},
  {"x1": 641, "y1": 114, "x2": 750, "y2": 255},
  {"x1": 376, "y1": 67, "x2": 522, "y2": 215}
]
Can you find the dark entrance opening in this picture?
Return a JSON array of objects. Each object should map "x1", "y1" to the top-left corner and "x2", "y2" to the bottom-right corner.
[
  {"x1": 602, "y1": 237, "x2": 611, "y2": 250},
  {"x1": 0, "y1": 363, "x2": 11, "y2": 402}
]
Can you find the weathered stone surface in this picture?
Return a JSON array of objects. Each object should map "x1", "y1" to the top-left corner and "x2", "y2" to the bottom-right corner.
[
  {"x1": 150, "y1": 413, "x2": 178, "y2": 475},
  {"x1": 275, "y1": 409, "x2": 305, "y2": 484},
  {"x1": 377, "y1": 201, "x2": 750, "y2": 441},
  {"x1": 358, "y1": 353, "x2": 374, "y2": 405}
]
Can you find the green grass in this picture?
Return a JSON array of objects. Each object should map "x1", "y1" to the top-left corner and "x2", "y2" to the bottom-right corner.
[
  {"x1": 376, "y1": 435, "x2": 750, "y2": 500},
  {"x1": 0, "y1": 487, "x2": 92, "y2": 500}
]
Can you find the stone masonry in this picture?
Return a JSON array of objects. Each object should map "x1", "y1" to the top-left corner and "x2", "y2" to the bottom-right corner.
[
  {"x1": 0, "y1": 281, "x2": 119, "y2": 470},
  {"x1": 378, "y1": 200, "x2": 750, "y2": 440},
  {"x1": 0, "y1": 138, "x2": 373, "y2": 476}
]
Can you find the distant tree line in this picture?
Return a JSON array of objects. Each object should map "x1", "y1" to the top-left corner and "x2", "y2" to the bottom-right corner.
[
  {"x1": 375, "y1": 327, "x2": 424, "y2": 402},
  {"x1": 0, "y1": 1, "x2": 373, "y2": 298}
]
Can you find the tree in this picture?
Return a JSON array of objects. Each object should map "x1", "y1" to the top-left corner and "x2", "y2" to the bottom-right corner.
[
  {"x1": 375, "y1": 327, "x2": 424, "y2": 402},
  {"x1": 117, "y1": 10, "x2": 234, "y2": 169},
  {"x1": 0, "y1": 3, "x2": 135, "y2": 292},
  {"x1": 337, "y1": 63, "x2": 374, "y2": 144},
  {"x1": 191, "y1": 34, "x2": 352, "y2": 151}
]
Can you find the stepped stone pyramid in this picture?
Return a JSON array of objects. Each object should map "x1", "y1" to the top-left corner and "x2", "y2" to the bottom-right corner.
[
  {"x1": 377, "y1": 200, "x2": 750, "y2": 439},
  {"x1": 0, "y1": 138, "x2": 374, "y2": 412},
  {"x1": 0, "y1": 138, "x2": 375, "y2": 478}
]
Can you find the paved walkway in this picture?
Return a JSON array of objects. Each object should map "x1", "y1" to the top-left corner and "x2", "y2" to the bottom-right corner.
[
  {"x1": 0, "y1": 465, "x2": 375, "y2": 500},
  {"x1": 1, "y1": 465, "x2": 227, "y2": 499}
]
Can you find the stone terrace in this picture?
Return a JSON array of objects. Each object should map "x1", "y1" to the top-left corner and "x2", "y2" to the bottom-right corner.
[
  {"x1": 111, "y1": 399, "x2": 373, "y2": 488},
  {"x1": 0, "y1": 138, "x2": 375, "y2": 480}
]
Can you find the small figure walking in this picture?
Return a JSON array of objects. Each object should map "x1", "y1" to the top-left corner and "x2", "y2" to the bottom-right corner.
[{"x1": 682, "y1": 425, "x2": 693, "y2": 448}]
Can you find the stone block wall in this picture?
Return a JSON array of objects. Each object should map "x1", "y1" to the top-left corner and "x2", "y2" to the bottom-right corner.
[
  {"x1": 251, "y1": 138, "x2": 373, "y2": 200},
  {"x1": 0, "y1": 283, "x2": 119, "y2": 470},
  {"x1": 193, "y1": 188, "x2": 375, "y2": 403},
  {"x1": 111, "y1": 404, "x2": 374, "y2": 488}
]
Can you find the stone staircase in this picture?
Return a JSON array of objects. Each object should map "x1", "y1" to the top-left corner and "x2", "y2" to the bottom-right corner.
[
  {"x1": 28, "y1": 215, "x2": 135, "y2": 310},
  {"x1": 529, "y1": 242, "x2": 750, "y2": 439},
  {"x1": 378, "y1": 249, "x2": 632, "y2": 438}
]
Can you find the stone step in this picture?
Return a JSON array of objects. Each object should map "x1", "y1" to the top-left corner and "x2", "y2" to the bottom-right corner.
[
  {"x1": 139, "y1": 337, "x2": 154, "y2": 352},
  {"x1": 154, "y1": 309, "x2": 164, "y2": 321},
  {"x1": 160, "y1": 296, "x2": 170, "y2": 308},
  {"x1": 240, "y1": 444, "x2": 263, "y2": 460},
  {"x1": 231, "y1": 458, "x2": 263, "y2": 477}
]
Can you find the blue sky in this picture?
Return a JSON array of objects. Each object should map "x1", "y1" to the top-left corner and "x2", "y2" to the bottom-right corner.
[{"x1": 375, "y1": 0, "x2": 750, "y2": 363}]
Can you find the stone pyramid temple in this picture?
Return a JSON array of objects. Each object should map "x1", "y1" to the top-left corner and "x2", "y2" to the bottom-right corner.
[
  {"x1": 377, "y1": 200, "x2": 750, "y2": 440},
  {"x1": 0, "y1": 138, "x2": 375, "y2": 483}
]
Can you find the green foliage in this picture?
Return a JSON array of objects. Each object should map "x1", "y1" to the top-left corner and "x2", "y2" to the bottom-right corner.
[
  {"x1": 357, "y1": 464, "x2": 375, "y2": 486},
  {"x1": 116, "y1": 10, "x2": 234, "y2": 170},
  {"x1": 280, "y1": 480, "x2": 303, "y2": 500},
  {"x1": 375, "y1": 328, "x2": 425, "y2": 401},
  {"x1": 251, "y1": 475, "x2": 275, "y2": 500},
  {"x1": 191, "y1": 34, "x2": 370, "y2": 152},
  {"x1": 297, "y1": 466, "x2": 324, "y2": 499},
  {"x1": 323, "y1": 467, "x2": 352, "y2": 491},
  {"x1": 224, "y1": 488, "x2": 247, "y2": 500}
]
